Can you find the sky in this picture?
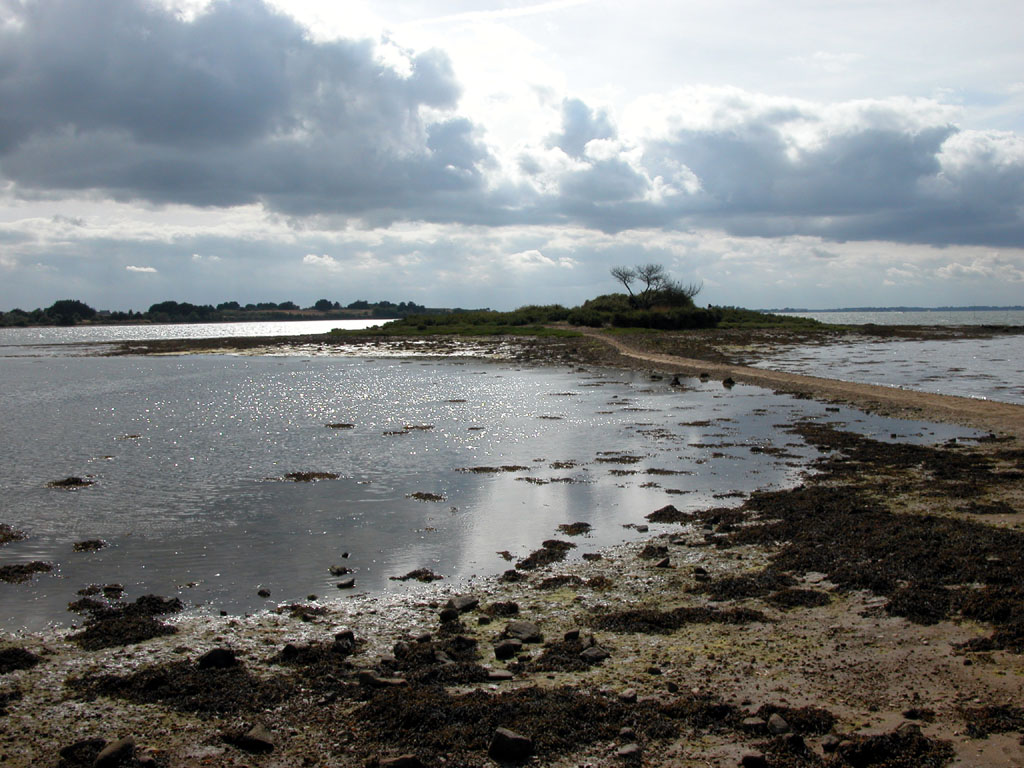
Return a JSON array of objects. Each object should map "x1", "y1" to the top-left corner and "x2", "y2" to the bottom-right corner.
[{"x1": 1, "y1": 0, "x2": 1022, "y2": 312}]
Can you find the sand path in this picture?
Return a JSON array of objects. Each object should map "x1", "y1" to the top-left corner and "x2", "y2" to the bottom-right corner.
[{"x1": 577, "y1": 328, "x2": 1024, "y2": 438}]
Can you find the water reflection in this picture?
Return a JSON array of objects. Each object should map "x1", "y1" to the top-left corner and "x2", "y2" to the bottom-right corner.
[{"x1": 0, "y1": 355, "x2": 980, "y2": 632}]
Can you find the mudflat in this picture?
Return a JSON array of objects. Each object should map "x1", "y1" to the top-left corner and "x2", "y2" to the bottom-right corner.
[{"x1": 2, "y1": 329, "x2": 1022, "y2": 767}]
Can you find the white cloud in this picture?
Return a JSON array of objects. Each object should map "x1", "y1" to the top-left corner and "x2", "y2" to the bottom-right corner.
[
  {"x1": 125, "y1": 265, "x2": 157, "y2": 273},
  {"x1": 302, "y1": 253, "x2": 341, "y2": 270},
  {"x1": 506, "y1": 249, "x2": 577, "y2": 271}
]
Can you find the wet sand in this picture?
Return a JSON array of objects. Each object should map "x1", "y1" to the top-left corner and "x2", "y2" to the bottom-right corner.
[{"x1": 2, "y1": 330, "x2": 1023, "y2": 767}]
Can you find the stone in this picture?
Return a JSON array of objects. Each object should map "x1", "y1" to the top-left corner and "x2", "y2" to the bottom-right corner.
[
  {"x1": 93, "y1": 736, "x2": 135, "y2": 767},
  {"x1": 654, "y1": 557, "x2": 671, "y2": 568},
  {"x1": 563, "y1": 628, "x2": 581, "y2": 641},
  {"x1": 334, "y1": 629, "x2": 356, "y2": 653},
  {"x1": 740, "y1": 753, "x2": 768, "y2": 768},
  {"x1": 616, "y1": 743, "x2": 642, "y2": 758},
  {"x1": 619, "y1": 727, "x2": 636, "y2": 740},
  {"x1": 767, "y1": 713, "x2": 790, "y2": 735},
  {"x1": 579, "y1": 646, "x2": 610, "y2": 663},
  {"x1": 445, "y1": 595, "x2": 479, "y2": 614},
  {"x1": 488, "y1": 727, "x2": 533, "y2": 763},
  {"x1": 504, "y1": 620, "x2": 543, "y2": 643},
  {"x1": 740, "y1": 717, "x2": 766, "y2": 732},
  {"x1": 336, "y1": 577, "x2": 356, "y2": 589},
  {"x1": 494, "y1": 638, "x2": 523, "y2": 660},
  {"x1": 821, "y1": 734, "x2": 841, "y2": 753},
  {"x1": 438, "y1": 607, "x2": 459, "y2": 622},
  {"x1": 197, "y1": 648, "x2": 238, "y2": 670},
  {"x1": 488, "y1": 669, "x2": 514, "y2": 682},
  {"x1": 234, "y1": 724, "x2": 274, "y2": 754},
  {"x1": 380, "y1": 756, "x2": 426, "y2": 768},
  {"x1": 256, "y1": 588, "x2": 271, "y2": 598},
  {"x1": 896, "y1": 721, "x2": 922, "y2": 737},
  {"x1": 358, "y1": 671, "x2": 407, "y2": 688},
  {"x1": 618, "y1": 689, "x2": 637, "y2": 703}
]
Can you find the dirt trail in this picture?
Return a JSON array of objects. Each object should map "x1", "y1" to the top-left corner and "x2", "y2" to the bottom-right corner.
[{"x1": 578, "y1": 328, "x2": 1024, "y2": 438}]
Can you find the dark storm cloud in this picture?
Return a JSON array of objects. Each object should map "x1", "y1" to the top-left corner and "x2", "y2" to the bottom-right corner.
[
  {"x1": 0, "y1": 0, "x2": 484, "y2": 215},
  {"x1": 0, "y1": 1, "x2": 1021, "y2": 249},
  {"x1": 545, "y1": 99, "x2": 1024, "y2": 247}
]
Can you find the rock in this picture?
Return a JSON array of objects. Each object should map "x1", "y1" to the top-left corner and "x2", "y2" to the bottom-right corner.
[
  {"x1": 821, "y1": 734, "x2": 841, "y2": 753},
  {"x1": 616, "y1": 743, "x2": 642, "y2": 758},
  {"x1": 654, "y1": 557, "x2": 671, "y2": 568},
  {"x1": 197, "y1": 648, "x2": 238, "y2": 670},
  {"x1": 446, "y1": 593, "x2": 481, "y2": 614},
  {"x1": 334, "y1": 629, "x2": 356, "y2": 653},
  {"x1": 896, "y1": 721, "x2": 922, "y2": 737},
  {"x1": 359, "y1": 671, "x2": 408, "y2": 688},
  {"x1": 380, "y1": 756, "x2": 426, "y2": 768},
  {"x1": 563, "y1": 628, "x2": 581, "y2": 641},
  {"x1": 503, "y1": 620, "x2": 543, "y2": 643},
  {"x1": 93, "y1": 736, "x2": 135, "y2": 767},
  {"x1": 256, "y1": 588, "x2": 271, "y2": 598},
  {"x1": 740, "y1": 717, "x2": 766, "y2": 732},
  {"x1": 328, "y1": 565, "x2": 352, "y2": 576},
  {"x1": 233, "y1": 724, "x2": 274, "y2": 754},
  {"x1": 635, "y1": 524, "x2": 649, "y2": 532},
  {"x1": 336, "y1": 577, "x2": 356, "y2": 589},
  {"x1": 487, "y1": 669, "x2": 514, "y2": 682},
  {"x1": 740, "y1": 753, "x2": 768, "y2": 768},
  {"x1": 438, "y1": 607, "x2": 460, "y2": 622},
  {"x1": 723, "y1": 377, "x2": 736, "y2": 388},
  {"x1": 579, "y1": 646, "x2": 610, "y2": 663},
  {"x1": 619, "y1": 727, "x2": 636, "y2": 740},
  {"x1": 488, "y1": 727, "x2": 533, "y2": 763},
  {"x1": 693, "y1": 566, "x2": 708, "y2": 575},
  {"x1": 494, "y1": 638, "x2": 523, "y2": 660},
  {"x1": 618, "y1": 689, "x2": 637, "y2": 703},
  {"x1": 767, "y1": 713, "x2": 790, "y2": 735}
]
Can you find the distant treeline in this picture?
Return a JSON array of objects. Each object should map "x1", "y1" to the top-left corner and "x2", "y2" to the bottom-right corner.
[{"x1": 0, "y1": 298, "x2": 463, "y2": 327}]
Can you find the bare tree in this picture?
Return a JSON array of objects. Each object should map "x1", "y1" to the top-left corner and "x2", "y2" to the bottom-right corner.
[
  {"x1": 610, "y1": 263, "x2": 701, "y2": 308},
  {"x1": 610, "y1": 266, "x2": 637, "y2": 298}
]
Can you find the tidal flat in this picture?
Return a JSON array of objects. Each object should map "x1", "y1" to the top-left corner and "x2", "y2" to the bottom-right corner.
[{"x1": 1, "y1": 330, "x2": 1023, "y2": 767}]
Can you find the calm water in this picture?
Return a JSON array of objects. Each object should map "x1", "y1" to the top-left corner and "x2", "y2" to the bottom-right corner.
[
  {"x1": 0, "y1": 354, "x2": 978, "y2": 632},
  {"x1": 772, "y1": 309, "x2": 1024, "y2": 326},
  {"x1": 750, "y1": 335, "x2": 1024, "y2": 405},
  {"x1": 0, "y1": 319, "x2": 391, "y2": 357}
]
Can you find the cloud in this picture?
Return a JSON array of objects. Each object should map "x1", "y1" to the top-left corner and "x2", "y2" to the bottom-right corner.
[
  {"x1": 0, "y1": 1, "x2": 1022, "y2": 261},
  {"x1": 302, "y1": 253, "x2": 340, "y2": 270},
  {"x1": 0, "y1": 0, "x2": 483, "y2": 219},
  {"x1": 506, "y1": 249, "x2": 577, "y2": 270},
  {"x1": 125, "y1": 265, "x2": 157, "y2": 273}
]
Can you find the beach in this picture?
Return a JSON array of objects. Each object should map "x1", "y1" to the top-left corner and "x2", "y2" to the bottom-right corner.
[{"x1": 2, "y1": 328, "x2": 1023, "y2": 768}]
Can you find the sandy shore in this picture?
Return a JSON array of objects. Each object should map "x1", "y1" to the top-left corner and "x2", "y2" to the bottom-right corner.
[{"x1": 3, "y1": 330, "x2": 1023, "y2": 767}]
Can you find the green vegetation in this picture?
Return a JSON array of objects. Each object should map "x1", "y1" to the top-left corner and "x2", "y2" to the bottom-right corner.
[
  {"x1": 3, "y1": 265, "x2": 828, "y2": 334},
  {"x1": 0, "y1": 298, "x2": 455, "y2": 327}
]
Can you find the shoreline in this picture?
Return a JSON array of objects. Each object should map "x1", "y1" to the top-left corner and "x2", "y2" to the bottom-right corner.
[{"x1": 2, "y1": 332, "x2": 1023, "y2": 767}]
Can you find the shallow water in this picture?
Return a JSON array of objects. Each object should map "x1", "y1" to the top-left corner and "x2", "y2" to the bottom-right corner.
[
  {"x1": 772, "y1": 309, "x2": 1024, "y2": 326},
  {"x1": 751, "y1": 335, "x2": 1024, "y2": 405},
  {"x1": 0, "y1": 354, "x2": 980, "y2": 633},
  {"x1": 0, "y1": 318, "x2": 390, "y2": 357}
]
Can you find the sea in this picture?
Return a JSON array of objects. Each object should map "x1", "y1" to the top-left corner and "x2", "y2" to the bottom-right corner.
[
  {"x1": 0, "y1": 318, "x2": 1007, "y2": 632},
  {"x1": 764, "y1": 310, "x2": 1024, "y2": 405}
]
